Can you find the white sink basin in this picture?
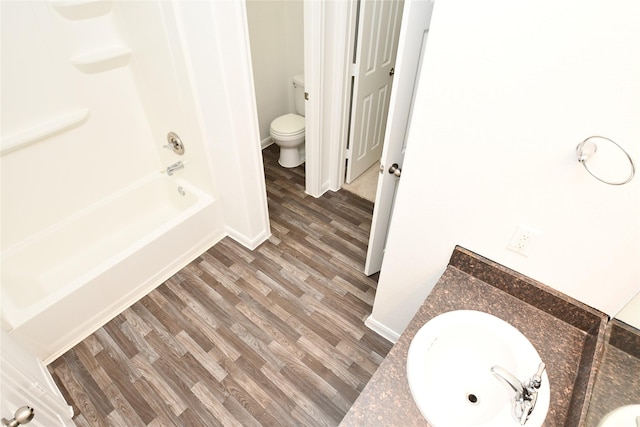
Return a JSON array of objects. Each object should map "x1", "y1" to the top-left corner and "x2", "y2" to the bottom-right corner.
[
  {"x1": 597, "y1": 404, "x2": 640, "y2": 427},
  {"x1": 406, "y1": 310, "x2": 550, "y2": 427}
]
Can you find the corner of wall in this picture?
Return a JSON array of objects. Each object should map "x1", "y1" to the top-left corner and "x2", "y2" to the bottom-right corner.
[
  {"x1": 225, "y1": 226, "x2": 271, "y2": 251},
  {"x1": 172, "y1": 0, "x2": 271, "y2": 251},
  {"x1": 261, "y1": 137, "x2": 273, "y2": 150},
  {"x1": 365, "y1": 315, "x2": 401, "y2": 344}
]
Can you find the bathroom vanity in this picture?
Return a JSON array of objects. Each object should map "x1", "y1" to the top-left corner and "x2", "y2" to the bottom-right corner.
[{"x1": 341, "y1": 246, "x2": 610, "y2": 426}]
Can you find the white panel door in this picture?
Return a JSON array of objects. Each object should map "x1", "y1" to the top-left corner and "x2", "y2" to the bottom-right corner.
[
  {"x1": 346, "y1": 0, "x2": 404, "y2": 184},
  {"x1": 364, "y1": 0, "x2": 434, "y2": 275}
]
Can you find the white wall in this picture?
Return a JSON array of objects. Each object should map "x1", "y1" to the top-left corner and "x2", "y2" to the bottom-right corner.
[
  {"x1": 246, "y1": 0, "x2": 304, "y2": 143},
  {"x1": 617, "y1": 293, "x2": 640, "y2": 328},
  {"x1": 372, "y1": 0, "x2": 640, "y2": 338}
]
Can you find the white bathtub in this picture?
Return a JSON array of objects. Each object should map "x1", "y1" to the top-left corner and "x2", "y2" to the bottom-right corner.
[{"x1": 1, "y1": 173, "x2": 224, "y2": 362}]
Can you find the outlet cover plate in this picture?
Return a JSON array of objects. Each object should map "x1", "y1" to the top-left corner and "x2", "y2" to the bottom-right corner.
[{"x1": 508, "y1": 225, "x2": 541, "y2": 256}]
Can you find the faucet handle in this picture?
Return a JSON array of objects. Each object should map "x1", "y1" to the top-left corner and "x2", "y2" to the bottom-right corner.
[
  {"x1": 530, "y1": 362, "x2": 546, "y2": 389},
  {"x1": 520, "y1": 400, "x2": 533, "y2": 425}
]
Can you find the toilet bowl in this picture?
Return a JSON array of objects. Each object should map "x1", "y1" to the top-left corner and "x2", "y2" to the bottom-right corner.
[
  {"x1": 270, "y1": 113, "x2": 305, "y2": 167},
  {"x1": 270, "y1": 74, "x2": 305, "y2": 168}
]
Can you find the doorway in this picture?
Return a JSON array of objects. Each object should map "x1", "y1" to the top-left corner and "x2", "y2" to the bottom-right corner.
[
  {"x1": 245, "y1": 1, "x2": 434, "y2": 275},
  {"x1": 301, "y1": 0, "x2": 404, "y2": 198},
  {"x1": 245, "y1": 1, "x2": 304, "y2": 151},
  {"x1": 344, "y1": 0, "x2": 404, "y2": 186},
  {"x1": 303, "y1": 0, "x2": 435, "y2": 275}
]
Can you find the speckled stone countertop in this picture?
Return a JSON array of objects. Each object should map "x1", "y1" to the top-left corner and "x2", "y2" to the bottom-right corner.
[
  {"x1": 341, "y1": 246, "x2": 608, "y2": 426},
  {"x1": 585, "y1": 319, "x2": 640, "y2": 426}
]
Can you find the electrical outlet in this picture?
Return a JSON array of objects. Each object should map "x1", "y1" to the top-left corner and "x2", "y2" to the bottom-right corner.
[{"x1": 508, "y1": 225, "x2": 540, "y2": 256}]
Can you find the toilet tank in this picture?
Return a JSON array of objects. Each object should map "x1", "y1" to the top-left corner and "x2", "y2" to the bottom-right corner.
[{"x1": 293, "y1": 74, "x2": 305, "y2": 116}]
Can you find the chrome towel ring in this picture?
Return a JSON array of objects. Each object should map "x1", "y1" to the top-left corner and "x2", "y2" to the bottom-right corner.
[{"x1": 576, "y1": 136, "x2": 635, "y2": 186}]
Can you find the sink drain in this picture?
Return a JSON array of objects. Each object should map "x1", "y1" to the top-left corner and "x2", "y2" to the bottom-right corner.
[{"x1": 467, "y1": 393, "x2": 479, "y2": 404}]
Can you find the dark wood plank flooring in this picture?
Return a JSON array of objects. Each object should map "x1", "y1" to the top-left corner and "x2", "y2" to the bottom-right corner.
[{"x1": 48, "y1": 145, "x2": 392, "y2": 426}]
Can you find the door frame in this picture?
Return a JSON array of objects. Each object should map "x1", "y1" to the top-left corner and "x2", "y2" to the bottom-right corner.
[
  {"x1": 305, "y1": 0, "x2": 410, "y2": 196},
  {"x1": 257, "y1": 1, "x2": 410, "y2": 197},
  {"x1": 304, "y1": 1, "x2": 358, "y2": 197},
  {"x1": 303, "y1": 0, "x2": 324, "y2": 197},
  {"x1": 1, "y1": 330, "x2": 75, "y2": 426},
  {"x1": 332, "y1": 0, "x2": 360, "y2": 190}
]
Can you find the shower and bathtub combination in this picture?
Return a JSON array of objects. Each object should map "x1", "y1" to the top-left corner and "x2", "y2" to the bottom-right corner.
[
  {"x1": 1, "y1": 171, "x2": 221, "y2": 360},
  {"x1": 0, "y1": 1, "x2": 269, "y2": 362}
]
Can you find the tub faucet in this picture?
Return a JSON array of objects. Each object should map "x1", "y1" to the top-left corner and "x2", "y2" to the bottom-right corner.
[
  {"x1": 491, "y1": 362, "x2": 546, "y2": 425},
  {"x1": 166, "y1": 161, "x2": 184, "y2": 176}
]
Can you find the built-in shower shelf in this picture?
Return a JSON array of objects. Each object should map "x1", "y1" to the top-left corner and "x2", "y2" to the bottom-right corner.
[
  {"x1": 1, "y1": 109, "x2": 90, "y2": 156},
  {"x1": 70, "y1": 46, "x2": 131, "y2": 73},
  {"x1": 51, "y1": 0, "x2": 112, "y2": 20}
]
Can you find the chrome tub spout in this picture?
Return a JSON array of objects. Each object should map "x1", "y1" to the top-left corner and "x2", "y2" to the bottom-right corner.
[{"x1": 166, "y1": 161, "x2": 184, "y2": 176}]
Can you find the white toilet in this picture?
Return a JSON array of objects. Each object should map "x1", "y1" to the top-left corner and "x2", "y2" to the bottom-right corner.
[{"x1": 270, "y1": 74, "x2": 305, "y2": 168}]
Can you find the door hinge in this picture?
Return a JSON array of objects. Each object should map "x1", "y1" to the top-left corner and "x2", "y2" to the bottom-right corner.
[
  {"x1": 345, "y1": 146, "x2": 352, "y2": 158},
  {"x1": 351, "y1": 63, "x2": 357, "y2": 77}
]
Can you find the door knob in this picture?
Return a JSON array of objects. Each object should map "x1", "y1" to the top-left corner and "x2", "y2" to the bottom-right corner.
[
  {"x1": 389, "y1": 67, "x2": 395, "y2": 76},
  {"x1": 388, "y1": 163, "x2": 401, "y2": 177},
  {"x1": 2, "y1": 406, "x2": 34, "y2": 427}
]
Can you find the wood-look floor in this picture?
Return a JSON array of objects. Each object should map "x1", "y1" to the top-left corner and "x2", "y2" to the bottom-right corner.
[{"x1": 48, "y1": 145, "x2": 392, "y2": 427}]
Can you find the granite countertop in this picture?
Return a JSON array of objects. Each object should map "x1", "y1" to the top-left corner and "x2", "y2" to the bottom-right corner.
[
  {"x1": 341, "y1": 246, "x2": 608, "y2": 426},
  {"x1": 585, "y1": 319, "x2": 640, "y2": 426}
]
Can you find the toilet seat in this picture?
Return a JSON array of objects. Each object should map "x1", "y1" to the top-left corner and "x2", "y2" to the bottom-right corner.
[{"x1": 270, "y1": 113, "x2": 305, "y2": 137}]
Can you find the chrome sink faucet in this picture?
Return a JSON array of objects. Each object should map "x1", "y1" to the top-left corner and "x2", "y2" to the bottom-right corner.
[{"x1": 491, "y1": 362, "x2": 546, "y2": 425}]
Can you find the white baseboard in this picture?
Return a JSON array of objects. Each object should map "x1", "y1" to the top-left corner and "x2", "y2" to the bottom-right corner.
[
  {"x1": 39, "y1": 229, "x2": 226, "y2": 364},
  {"x1": 365, "y1": 315, "x2": 400, "y2": 343},
  {"x1": 261, "y1": 137, "x2": 273, "y2": 149},
  {"x1": 226, "y1": 226, "x2": 271, "y2": 250}
]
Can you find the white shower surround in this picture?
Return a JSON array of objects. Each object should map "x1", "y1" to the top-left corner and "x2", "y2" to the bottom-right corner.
[{"x1": 0, "y1": 0, "x2": 270, "y2": 362}]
